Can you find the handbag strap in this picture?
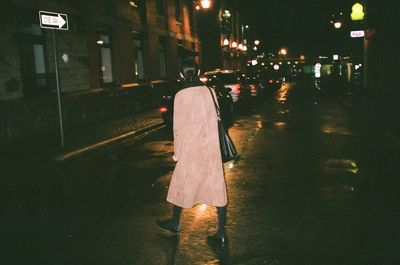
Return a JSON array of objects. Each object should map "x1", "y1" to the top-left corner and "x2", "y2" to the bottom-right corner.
[{"x1": 206, "y1": 86, "x2": 221, "y2": 120}]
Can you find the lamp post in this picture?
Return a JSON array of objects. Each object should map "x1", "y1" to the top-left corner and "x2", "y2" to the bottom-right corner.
[{"x1": 200, "y1": 0, "x2": 211, "y2": 9}]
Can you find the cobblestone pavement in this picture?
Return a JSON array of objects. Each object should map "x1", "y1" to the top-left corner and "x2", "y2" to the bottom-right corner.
[{"x1": 2, "y1": 81, "x2": 400, "y2": 265}]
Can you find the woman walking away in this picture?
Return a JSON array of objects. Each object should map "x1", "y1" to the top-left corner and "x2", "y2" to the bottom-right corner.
[{"x1": 157, "y1": 58, "x2": 227, "y2": 244}]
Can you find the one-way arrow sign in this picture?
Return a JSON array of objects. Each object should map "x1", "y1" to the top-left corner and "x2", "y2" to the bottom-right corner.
[{"x1": 39, "y1": 11, "x2": 68, "y2": 30}]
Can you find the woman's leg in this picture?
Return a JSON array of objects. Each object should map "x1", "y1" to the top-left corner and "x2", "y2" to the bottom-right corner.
[
  {"x1": 157, "y1": 205, "x2": 182, "y2": 234},
  {"x1": 172, "y1": 205, "x2": 182, "y2": 227},
  {"x1": 217, "y1": 206, "x2": 226, "y2": 238}
]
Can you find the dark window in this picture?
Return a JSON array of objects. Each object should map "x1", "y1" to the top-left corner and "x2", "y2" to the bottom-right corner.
[
  {"x1": 134, "y1": 33, "x2": 146, "y2": 80},
  {"x1": 16, "y1": 8, "x2": 54, "y2": 97},
  {"x1": 175, "y1": 0, "x2": 181, "y2": 21},
  {"x1": 96, "y1": 31, "x2": 114, "y2": 85},
  {"x1": 159, "y1": 37, "x2": 167, "y2": 79},
  {"x1": 156, "y1": 0, "x2": 165, "y2": 16}
]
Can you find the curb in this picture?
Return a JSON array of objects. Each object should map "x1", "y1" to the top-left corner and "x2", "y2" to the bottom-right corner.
[{"x1": 55, "y1": 121, "x2": 166, "y2": 163}]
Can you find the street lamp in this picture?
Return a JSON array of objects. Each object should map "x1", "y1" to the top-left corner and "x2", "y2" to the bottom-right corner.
[
  {"x1": 351, "y1": 3, "x2": 365, "y2": 21},
  {"x1": 279, "y1": 48, "x2": 287, "y2": 56},
  {"x1": 200, "y1": 0, "x2": 211, "y2": 9},
  {"x1": 223, "y1": 38, "x2": 229, "y2": 47},
  {"x1": 334, "y1": 21, "x2": 342, "y2": 29},
  {"x1": 254, "y1": 40, "x2": 260, "y2": 46}
]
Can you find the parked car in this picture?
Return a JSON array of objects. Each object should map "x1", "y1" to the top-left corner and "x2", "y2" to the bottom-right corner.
[
  {"x1": 204, "y1": 69, "x2": 250, "y2": 104},
  {"x1": 159, "y1": 78, "x2": 234, "y2": 129}
]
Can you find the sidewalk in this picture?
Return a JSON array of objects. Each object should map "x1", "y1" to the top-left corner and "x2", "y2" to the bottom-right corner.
[
  {"x1": 1, "y1": 108, "x2": 165, "y2": 171},
  {"x1": 55, "y1": 108, "x2": 165, "y2": 161}
]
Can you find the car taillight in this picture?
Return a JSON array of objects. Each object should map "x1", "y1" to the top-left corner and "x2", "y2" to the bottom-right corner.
[
  {"x1": 160, "y1": 107, "x2": 168, "y2": 113},
  {"x1": 233, "y1": 84, "x2": 241, "y2": 93},
  {"x1": 269, "y1": 80, "x2": 273, "y2": 84}
]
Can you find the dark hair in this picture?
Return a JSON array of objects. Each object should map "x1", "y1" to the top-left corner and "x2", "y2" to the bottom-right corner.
[{"x1": 180, "y1": 58, "x2": 200, "y2": 82}]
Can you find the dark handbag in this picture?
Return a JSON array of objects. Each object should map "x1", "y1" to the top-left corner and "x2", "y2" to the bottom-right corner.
[{"x1": 207, "y1": 87, "x2": 237, "y2": 163}]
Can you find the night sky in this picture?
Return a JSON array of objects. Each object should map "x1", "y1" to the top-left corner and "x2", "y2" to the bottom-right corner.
[{"x1": 231, "y1": 0, "x2": 354, "y2": 57}]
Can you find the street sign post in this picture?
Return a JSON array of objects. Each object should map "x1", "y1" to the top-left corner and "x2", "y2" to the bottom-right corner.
[
  {"x1": 39, "y1": 11, "x2": 68, "y2": 148},
  {"x1": 39, "y1": 11, "x2": 68, "y2": 30}
]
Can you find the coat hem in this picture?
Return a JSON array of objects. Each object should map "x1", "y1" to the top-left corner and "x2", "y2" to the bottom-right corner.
[{"x1": 166, "y1": 199, "x2": 228, "y2": 209}]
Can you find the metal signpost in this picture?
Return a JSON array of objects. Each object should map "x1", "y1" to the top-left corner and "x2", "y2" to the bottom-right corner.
[{"x1": 39, "y1": 11, "x2": 68, "y2": 148}]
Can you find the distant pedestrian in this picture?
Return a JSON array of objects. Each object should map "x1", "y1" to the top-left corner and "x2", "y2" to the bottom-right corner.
[{"x1": 157, "y1": 58, "x2": 227, "y2": 244}]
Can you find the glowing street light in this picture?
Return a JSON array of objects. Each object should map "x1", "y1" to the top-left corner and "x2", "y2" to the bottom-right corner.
[
  {"x1": 254, "y1": 40, "x2": 260, "y2": 46},
  {"x1": 351, "y1": 3, "x2": 365, "y2": 21},
  {"x1": 223, "y1": 38, "x2": 229, "y2": 46},
  {"x1": 279, "y1": 48, "x2": 287, "y2": 56},
  {"x1": 200, "y1": 0, "x2": 211, "y2": 9},
  {"x1": 238, "y1": 43, "x2": 243, "y2": 50},
  {"x1": 231, "y1": 41, "x2": 237, "y2": 49},
  {"x1": 334, "y1": 21, "x2": 342, "y2": 29}
]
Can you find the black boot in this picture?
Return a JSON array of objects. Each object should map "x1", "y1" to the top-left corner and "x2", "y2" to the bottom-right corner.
[
  {"x1": 216, "y1": 206, "x2": 226, "y2": 242},
  {"x1": 157, "y1": 205, "x2": 182, "y2": 235},
  {"x1": 208, "y1": 206, "x2": 227, "y2": 244}
]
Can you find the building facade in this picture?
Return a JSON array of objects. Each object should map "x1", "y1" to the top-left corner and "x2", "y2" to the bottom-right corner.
[{"x1": 0, "y1": 0, "x2": 200, "y2": 143}]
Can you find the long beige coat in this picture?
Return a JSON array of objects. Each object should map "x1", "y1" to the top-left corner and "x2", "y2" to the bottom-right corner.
[{"x1": 166, "y1": 85, "x2": 227, "y2": 208}]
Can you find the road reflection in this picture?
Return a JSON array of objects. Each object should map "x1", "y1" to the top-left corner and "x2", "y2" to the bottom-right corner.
[{"x1": 276, "y1": 83, "x2": 291, "y2": 103}]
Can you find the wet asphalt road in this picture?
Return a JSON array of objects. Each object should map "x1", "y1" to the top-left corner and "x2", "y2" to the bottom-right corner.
[{"x1": 2, "y1": 80, "x2": 400, "y2": 265}]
